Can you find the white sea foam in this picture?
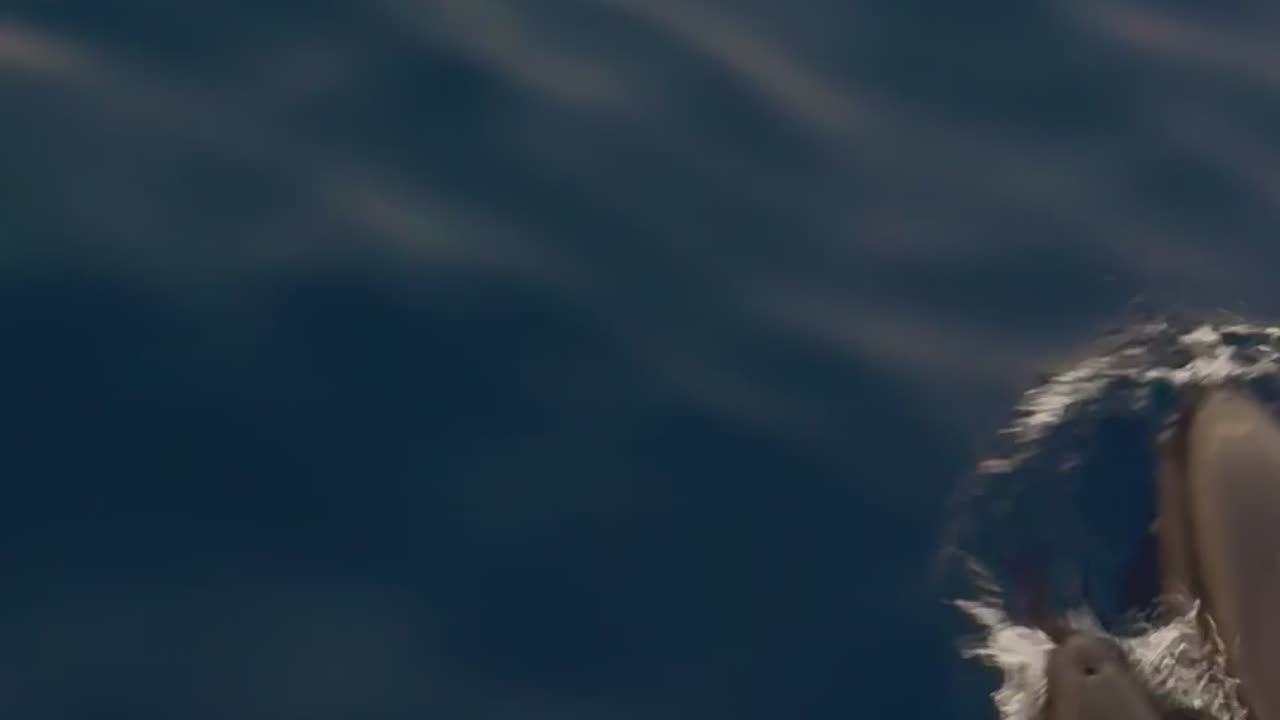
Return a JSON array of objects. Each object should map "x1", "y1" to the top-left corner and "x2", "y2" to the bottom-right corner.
[
  {"x1": 957, "y1": 593, "x2": 1247, "y2": 720},
  {"x1": 1005, "y1": 320, "x2": 1280, "y2": 458}
]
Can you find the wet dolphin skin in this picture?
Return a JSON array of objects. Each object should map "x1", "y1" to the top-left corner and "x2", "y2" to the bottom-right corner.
[
  {"x1": 1044, "y1": 633, "x2": 1163, "y2": 720},
  {"x1": 1163, "y1": 390, "x2": 1280, "y2": 720},
  {"x1": 1045, "y1": 389, "x2": 1280, "y2": 720}
]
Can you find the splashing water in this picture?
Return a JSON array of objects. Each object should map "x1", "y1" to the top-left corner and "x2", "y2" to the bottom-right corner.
[
  {"x1": 1002, "y1": 320, "x2": 1280, "y2": 458},
  {"x1": 955, "y1": 595, "x2": 1054, "y2": 720},
  {"x1": 956, "y1": 593, "x2": 1246, "y2": 720},
  {"x1": 955, "y1": 318, "x2": 1280, "y2": 720}
]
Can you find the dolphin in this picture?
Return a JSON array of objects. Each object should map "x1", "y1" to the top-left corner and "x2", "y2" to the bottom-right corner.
[
  {"x1": 1043, "y1": 388, "x2": 1280, "y2": 720},
  {"x1": 1155, "y1": 388, "x2": 1280, "y2": 720},
  {"x1": 1043, "y1": 631, "x2": 1163, "y2": 720}
]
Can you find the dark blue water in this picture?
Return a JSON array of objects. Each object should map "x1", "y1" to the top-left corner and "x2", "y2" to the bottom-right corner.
[{"x1": 4, "y1": 2, "x2": 1280, "y2": 717}]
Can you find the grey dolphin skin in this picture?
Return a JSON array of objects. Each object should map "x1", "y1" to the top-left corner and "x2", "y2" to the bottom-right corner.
[
  {"x1": 1043, "y1": 388, "x2": 1280, "y2": 720},
  {"x1": 1044, "y1": 633, "x2": 1163, "y2": 720},
  {"x1": 1157, "y1": 389, "x2": 1280, "y2": 720}
]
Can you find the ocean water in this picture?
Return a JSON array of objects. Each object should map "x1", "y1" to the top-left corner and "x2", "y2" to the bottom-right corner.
[{"x1": 3, "y1": 1, "x2": 1280, "y2": 717}]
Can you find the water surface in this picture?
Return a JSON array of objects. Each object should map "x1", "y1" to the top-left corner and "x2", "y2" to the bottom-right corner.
[{"x1": 3, "y1": 2, "x2": 1280, "y2": 717}]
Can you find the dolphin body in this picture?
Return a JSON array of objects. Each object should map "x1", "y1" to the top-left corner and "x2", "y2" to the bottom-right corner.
[
  {"x1": 1044, "y1": 632, "x2": 1163, "y2": 720},
  {"x1": 1155, "y1": 389, "x2": 1280, "y2": 720},
  {"x1": 1043, "y1": 388, "x2": 1280, "y2": 720}
]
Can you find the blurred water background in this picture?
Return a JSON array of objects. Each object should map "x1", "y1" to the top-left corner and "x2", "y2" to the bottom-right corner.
[{"x1": 4, "y1": 1, "x2": 1280, "y2": 717}]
